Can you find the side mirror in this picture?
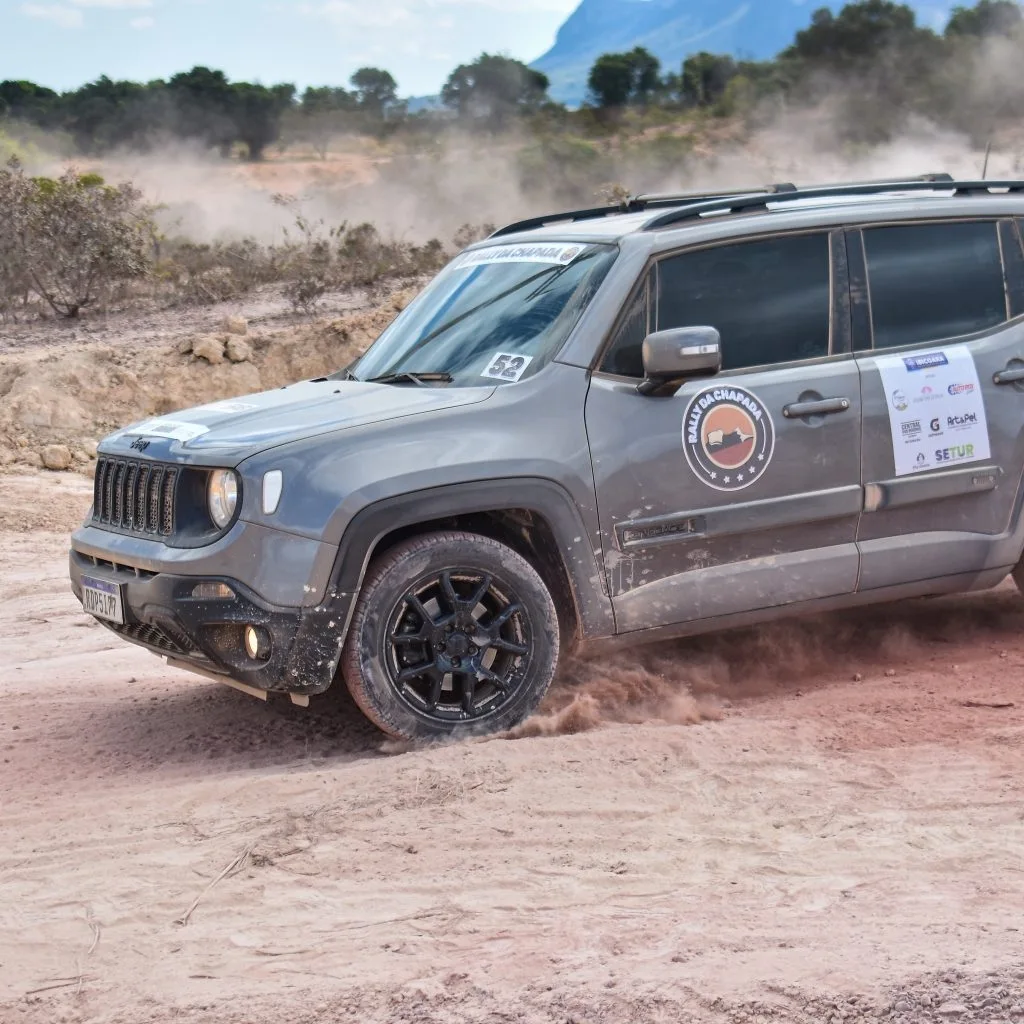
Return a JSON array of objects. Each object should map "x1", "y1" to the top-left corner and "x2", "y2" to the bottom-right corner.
[{"x1": 638, "y1": 326, "x2": 722, "y2": 396}]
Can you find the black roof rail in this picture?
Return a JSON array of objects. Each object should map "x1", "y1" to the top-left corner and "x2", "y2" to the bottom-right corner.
[
  {"x1": 488, "y1": 182, "x2": 799, "y2": 239},
  {"x1": 642, "y1": 178, "x2": 1024, "y2": 231}
]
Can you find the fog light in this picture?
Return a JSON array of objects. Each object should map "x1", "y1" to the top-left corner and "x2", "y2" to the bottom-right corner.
[
  {"x1": 191, "y1": 582, "x2": 235, "y2": 600},
  {"x1": 244, "y1": 625, "x2": 272, "y2": 661}
]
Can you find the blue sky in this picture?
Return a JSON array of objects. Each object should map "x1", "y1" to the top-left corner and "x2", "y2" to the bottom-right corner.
[{"x1": 1, "y1": 0, "x2": 581, "y2": 95}]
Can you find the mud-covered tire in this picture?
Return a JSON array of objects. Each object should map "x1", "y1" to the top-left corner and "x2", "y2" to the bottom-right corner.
[{"x1": 341, "y1": 531, "x2": 560, "y2": 741}]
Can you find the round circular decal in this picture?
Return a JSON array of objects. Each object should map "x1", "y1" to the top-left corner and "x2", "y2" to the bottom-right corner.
[{"x1": 683, "y1": 386, "x2": 775, "y2": 491}]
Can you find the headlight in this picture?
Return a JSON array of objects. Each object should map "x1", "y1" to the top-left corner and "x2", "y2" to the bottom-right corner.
[{"x1": 207, "y1": 469, "x2": 239, "y2": 529}]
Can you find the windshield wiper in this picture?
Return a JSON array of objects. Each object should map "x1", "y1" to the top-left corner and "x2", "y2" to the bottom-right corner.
[{"x1": 367, "y1": 371, "x2": 454, "y2": 387}]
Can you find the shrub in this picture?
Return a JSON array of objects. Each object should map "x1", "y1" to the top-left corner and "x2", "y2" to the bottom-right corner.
[{"x1": 0, "y1": 159, "x2": 153, "y2": 318}]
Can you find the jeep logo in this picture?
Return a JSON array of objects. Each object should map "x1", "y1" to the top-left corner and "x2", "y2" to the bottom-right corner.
[{"x1": 130, "y1": 438, "x2": 151, "y2": 453}]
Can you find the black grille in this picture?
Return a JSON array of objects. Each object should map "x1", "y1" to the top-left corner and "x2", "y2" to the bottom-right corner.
[
  {"x1": 93, "y1": 458, "x2": 178, "y2": 536},
  {"x1": 107, "y1": 621, "x2": 196, "y2": 656}
]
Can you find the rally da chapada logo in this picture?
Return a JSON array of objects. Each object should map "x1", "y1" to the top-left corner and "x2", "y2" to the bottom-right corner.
[{"x1": 683, "y1": 385, "x2": 775, "y2": 491}]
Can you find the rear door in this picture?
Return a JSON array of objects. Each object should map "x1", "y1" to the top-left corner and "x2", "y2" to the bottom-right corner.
[
  {"x1": 586, "y1": 230, "x2": 865, "y2": 634},
  {"x1": 851, "y1": 218, "x2": 1024, "y2": 589}
]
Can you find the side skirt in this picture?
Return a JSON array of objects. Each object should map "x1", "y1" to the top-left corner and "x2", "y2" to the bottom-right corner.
[{"x1": 578, "y1": 566, "x2": 1013, "y2": 656}]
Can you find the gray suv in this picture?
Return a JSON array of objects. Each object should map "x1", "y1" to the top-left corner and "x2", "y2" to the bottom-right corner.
[{"x1": 70, "y1": 175, "x2": 1024, "y2": 739}]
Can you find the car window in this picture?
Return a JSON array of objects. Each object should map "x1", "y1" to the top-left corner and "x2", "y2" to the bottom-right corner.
[
  {"x1": 601, "y1": 233, "x2": 831, "y2": 377},
  {"x1": 864, "y1": 221, "x2": 1007, "y2": 350},
  {"x1": 602, "y1": 275, "x2": 650, "y2": 378}
]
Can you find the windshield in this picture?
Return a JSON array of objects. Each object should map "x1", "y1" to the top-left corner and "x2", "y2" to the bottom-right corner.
[{"x1": 351, "y1": 242, "x2": 618, "y2": 386}]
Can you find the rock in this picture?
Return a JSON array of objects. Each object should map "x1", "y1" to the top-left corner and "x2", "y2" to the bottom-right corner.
[
  {"x1": 937, "y1": 1004, "x2": 968, "y2": 1017},
  {"x1": 40, "y1": 444, "x2": 72, "y2": 471},
  {"x1": 225, "y1": 337, "x2": 253, "y2": 364},
  {"x1": 192, "y1": 335, "x2": 226, "y2": 365},
  {"x1": 81, "y1": 439, "x2": 98, "y2": 459},
  {"x1": 176, "y1": 337, "x2": 194, "y2": 355},
  {"x1": 222, "y1": 315, "x2": 248, "y2": 336}
]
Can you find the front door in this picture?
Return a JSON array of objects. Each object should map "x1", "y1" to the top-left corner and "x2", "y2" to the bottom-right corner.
[
  {"x1": 586, "y1": 230, "x2": 864, "y2": 634},
  {"x1": 849, "y1": 218, "x2": 1024, "y2": 589}
]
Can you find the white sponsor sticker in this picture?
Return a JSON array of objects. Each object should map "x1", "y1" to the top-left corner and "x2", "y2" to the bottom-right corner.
[
  {"x1": 877, "y1": 345, "x2": 991, "y2": 477},
  {"x1": 481, "y1": 353, "x2": 534, "y2": 383},
  {"x1": 458, "y1": 244, "x2": 585, "y2": 269},
  {"x1": 128, "y1": 419, "x2": 210, "y2": 442}
]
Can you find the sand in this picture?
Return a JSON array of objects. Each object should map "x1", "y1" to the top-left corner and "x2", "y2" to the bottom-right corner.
[{"x1": 1, "y1": 470, "x2": 1022, "y2": 1023}]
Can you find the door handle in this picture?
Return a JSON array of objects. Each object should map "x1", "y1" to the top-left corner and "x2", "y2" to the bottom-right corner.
[
  {"x1": 994, "y1": 366, "x2": 1024, "y2": 385},
  {"x1": 783, "y1": 397, "x2": 852, "y2": 419}
]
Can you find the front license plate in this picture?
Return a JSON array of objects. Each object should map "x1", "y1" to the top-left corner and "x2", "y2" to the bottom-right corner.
[{"x1": 81, "y1": 575, "x2": 124, "y2": 625}]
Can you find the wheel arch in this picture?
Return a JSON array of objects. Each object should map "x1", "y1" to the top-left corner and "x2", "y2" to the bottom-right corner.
[{"x1": 329, "y1": 479, "x2": 616, "y2": 647}]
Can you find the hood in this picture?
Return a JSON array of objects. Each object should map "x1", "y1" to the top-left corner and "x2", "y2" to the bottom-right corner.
[{"x1": 100, "y1": 379, "x2": 494, "y2": 462}]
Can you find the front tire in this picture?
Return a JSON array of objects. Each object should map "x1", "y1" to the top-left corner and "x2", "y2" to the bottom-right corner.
[{"x1": 341, "y1": 531, "x2": 560, "y2": 741}]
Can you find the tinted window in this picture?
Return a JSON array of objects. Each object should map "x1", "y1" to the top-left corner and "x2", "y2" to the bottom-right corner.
[
  {"x1": 865, "y1": 221, "x2": 1007, "y2": 350},
  {"x1": 601, "y1": 234, "x2": 831, "y2": 376},
  {"x1": 602, "y1": 275, "x2": 650, "y2": 377},
  {"x1": 652, "y1": 234, "x2": 832, "y2": 374}
]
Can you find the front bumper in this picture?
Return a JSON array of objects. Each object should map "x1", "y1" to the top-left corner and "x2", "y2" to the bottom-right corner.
[{"x1": 69, "y1": 549, "x2": 352, "y2": 695}]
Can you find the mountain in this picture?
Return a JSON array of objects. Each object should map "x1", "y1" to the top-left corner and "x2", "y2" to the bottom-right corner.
[{"x1": 531, "y1": 0, "x2": 951, "y2": 105}]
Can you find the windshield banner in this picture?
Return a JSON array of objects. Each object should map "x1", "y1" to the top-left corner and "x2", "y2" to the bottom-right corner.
[{"x1": 457, "y1": 244, "x2": 586, "y2": 269}]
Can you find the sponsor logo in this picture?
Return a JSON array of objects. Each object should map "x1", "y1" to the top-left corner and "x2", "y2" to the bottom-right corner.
[
  {"x1": 904, "y1": 353, "x2": 949, "y2": 372},
  {"x1": 916, "y1": 452, "x2": 928, "y2": 465},
  {"x1": 930, "y1": 418, "x2": 942, "y2": 433},
  {"x1": 892, "y1": 389, "x2": 909, "y2": 412},
  {"x1": 947, "y1": 382, "x2": 976, "y2": 397},
  {"x1": 901, "y1": 420, "x2": 922, "y2": 438},
  {"x1": 683, "y1": 386, "x2": 775, "y2": 492},
  {"x1": 129, "y1": 438, "x2": 151, "y2": 452},
  {"x1": 936, "y1": 444, "x2": 977, "y2": 463},
  {"x1": 947, "y1": 412, "x2": 979, "y2": 428},
  {"x1": 921, "y1": 386, "x2": 934, "y2": 395}
]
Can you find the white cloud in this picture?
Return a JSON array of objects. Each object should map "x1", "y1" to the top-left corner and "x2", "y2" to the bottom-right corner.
[
  {"x1": 70, "y1": 0, "x2": 154, "y2": 7},
  {"x1": 20, "y1": 3, "x2": 84, "y2": 28},
  {"x1": 130, "y1": 14, "x2": 155, "y2": 27}
]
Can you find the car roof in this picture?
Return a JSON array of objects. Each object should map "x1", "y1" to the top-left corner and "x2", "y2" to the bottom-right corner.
[{"x1": 479, "y1": 177, "x2": 1024, "y2": 248}]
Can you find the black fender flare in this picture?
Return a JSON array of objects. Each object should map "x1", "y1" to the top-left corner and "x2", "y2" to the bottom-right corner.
[{"x1": 328, "y1": 478, "x2": 616, "y2": 641}]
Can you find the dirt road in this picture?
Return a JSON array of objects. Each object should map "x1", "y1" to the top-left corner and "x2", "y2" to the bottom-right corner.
[{"x1": 2, "y1": 471, "x2": 1023, "y2": 1024}]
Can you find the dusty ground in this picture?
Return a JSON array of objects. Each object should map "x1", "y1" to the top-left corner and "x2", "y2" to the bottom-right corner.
[
  {"x1": 0, "y1": 282, "x2": 419, "y2": 475},
  {"x1": 1, "y1": 471, "x2": 1023, "y2": 1024}
]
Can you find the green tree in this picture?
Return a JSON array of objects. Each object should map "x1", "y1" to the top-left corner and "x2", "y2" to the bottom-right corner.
[
  {"x1": 231, "y1": 82, "x2": 295, "y2": 160},
  {"x1": 441, "y1": 53, "x2": 549, "y2": 128},
  {"x1": 785, "y1": 1, "x2": 929, "y2": 66},
  {"x1": 587, "y1": 47, "x2": 661, "y2": 108},
  {"x1": 0, "y1": 81, "x2": 63, "y2": 128},
  {"x1": 296, "y1": 86, "x2": 357, "y2": 158},
  {"x1": 60, "y1": 75, "x2": 155, "y2": 152},
  {"x1": 350, "y1": 67, "x2": 399, "y2": 118},
  {"x1": 627, "y1": 47, "x2": 662, "y2": 104},
  {"x1": 680, "y1": 52, "x2": 738, "y2": 107},
  {"x1": 946, "y1": 0, "x2": 1023, "y2": 37},
  {"x1": 587, "y1": 53, "x2": 635, "y2": 108},
  {"x1": 167, "y1": 66, "x2": 237, "y2": 153}
]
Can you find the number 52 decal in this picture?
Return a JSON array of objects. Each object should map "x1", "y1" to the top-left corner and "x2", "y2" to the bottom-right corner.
[{"x1": 482, "y1": 352, "x2": 534, "y2": 383}]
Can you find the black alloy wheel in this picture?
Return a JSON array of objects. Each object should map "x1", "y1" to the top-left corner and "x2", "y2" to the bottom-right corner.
[
  {"x1": 385, "y1": 568, "x2": 531, "y2": 722},
  {"x1": 341, "y1": 531, "x2": 560, "y2": 740}
]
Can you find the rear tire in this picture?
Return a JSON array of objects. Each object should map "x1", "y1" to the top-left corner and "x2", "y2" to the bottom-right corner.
[{"x1": 341, "y1": 531, "x2": 560, "y2": 741}]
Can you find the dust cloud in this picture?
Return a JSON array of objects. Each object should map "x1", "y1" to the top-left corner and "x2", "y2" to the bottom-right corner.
[{"x1": 512, "y1": 585, "x2": 1024, "y2": 738}]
